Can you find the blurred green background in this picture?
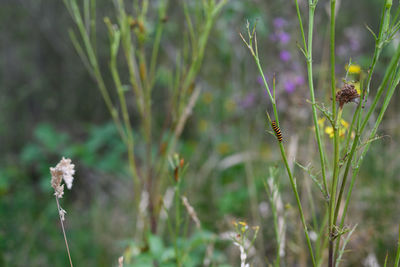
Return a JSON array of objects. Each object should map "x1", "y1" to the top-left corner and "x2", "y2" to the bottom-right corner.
[{"x1": 1, "y1": 0, "x2": 400, "y2": 266}]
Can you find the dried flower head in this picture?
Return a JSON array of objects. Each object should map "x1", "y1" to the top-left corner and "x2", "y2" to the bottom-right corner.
[
  {"x1": 336, "y1": 83, "x2": 360, "y2": 109},
  {"x1": 50, "y1": 157, "x2": 75, "y2": 198},
  {"x1": 118, "y1": 256, "x2": 124, "y2": 267}
]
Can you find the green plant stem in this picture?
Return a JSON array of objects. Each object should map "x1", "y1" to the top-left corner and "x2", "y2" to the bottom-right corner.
[
  {"x1": 277, "y1": 141, "x2": 316, "y2": 267},
  {"x1": 332, "y1": 2, "x2": 393, "y2": 258},
  {"x1": 154, "y1": 0, "x2": 227, "y2": 209},
  {"x1": 333, "y1": 3, "x2": 389, "y2": 227},
  {"x1": 249, "y1": 42, "x2": 316, "y2": 266},
  {"x1": 339, "y1": 60, "x2": 400, "y2": 230},
  {"x1": 148, "y1": 0, "x2": 168, "y2": 89},
  {"x1": 66, "y1": 0, "x2": 127, "y2": 144},
  {"x1": 395, "y1": 224, "x2": 400, "y2": 266},
  {"x1": 328, "y1": 0, "x2": 339, "y2": 265},
  {"x1": 179, "y1": 0, "x2": 226, "y2": 115},
  {"x1": 90, "y1": 0, "x2": 96, "y2": 51},
  {"x1": 264, "y1": 175, "x2": 281, "y2": 267},
  {"x1": 117, "y1": 0, "x2": 145, "y2": 116},
  {"x1": 315, "y1": 211, "x2": 329, "y2": 267},
  {"x1": 333, "y1": 132, "x2": 358, "y2": 225},
  {"x1": 174, "y1": 182, "x2": 182, "y2": 267},
  {"x1": 359, "y1": 0, "x2": 392, "y2": 132},
  {"x1": 296, "y1": 0, "x2": 328, "y2": 194},
  {"x1": 330, "y1": 0, "x2": 337, "y2": 117},
  {"x1": 108, "y1": 28, "x2": 141, "y2": 203},
  {"x1": 339, "y1": 36, "x2": 400, "y2": 232}
]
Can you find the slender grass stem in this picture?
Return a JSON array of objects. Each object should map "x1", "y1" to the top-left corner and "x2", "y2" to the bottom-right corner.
[
  {"x1": 339, "y1": 57, "x2": 400, "y2": 230},
  {"x1": 149, "y1": 0, "x2": 168, "y2": 89},
  {"x1": 295, "y1": 0, "x2": 329, "y2": 195},
  {"x1": 328, "y1": 0, "x2": 340, "y2": 265},
  {"x1": 55, "y1": 197, "x2": 73, "y2": 267},
  {"x1": 264, "y1": 172, "x2": 281, "y2": 267},
  {"x1": 277, "y1": 141, "x2": 316, "y2": 267},
  {"x1": 241, "y1": 21, "x2": 316, "y2": 266},
  {"x1": 332, "y1": 2, "x2": 393, "y2": 259},
  {"x1": 108, "y1": 28, "x2": 141, "y2": 202},
  {"x1": 395, "y1": 225, "x2": 400, "y2": 266},
  {"x1": 359, "y1": 0, "x2": 392, "y2": 133}
]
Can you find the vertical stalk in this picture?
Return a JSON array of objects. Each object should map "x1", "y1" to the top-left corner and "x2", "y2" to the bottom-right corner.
[
  {"x1": 277, "y1": 140, "x2": 317, "y2": 267},
  {"x1": 252, "y1": 56, "x2": 316, "y2": 266},
  {"x1": 55, "y1": 197, "x2": 73, "y2": 267},
  {"x1": 174, "y1": 182, "x2": 182, "y2": 267},
  {"x1": 395, "y1": 224, "x2": 400, "y2": 267},
  {"x1": 328, "y1": 0, "x2": 339, "y2": 266},
  {"x1": 333, "y1": 1, "x2": 393, "y2": 258},
  {"x1": 339, "y1": 55, "x2": 400, "y2": 231},
  {"x1": 296, "y1": 0, "x2": 329, "y2": 194}
]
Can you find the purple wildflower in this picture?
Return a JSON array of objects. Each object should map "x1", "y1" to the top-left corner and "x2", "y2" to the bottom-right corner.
[
  {"x1": 294, "y1": 75, "x2": 305, "y2": 86},
  {"x1": 280, "y1": 50, "x2": 291, "y2": 62},
  {"x1": 284, "y1": 80, "x2": 296, "y2": 93},
  {"x1": 257, "y1": 76, "x2": 264, "y2": 85},
  {"x1": 273, "y1": 17, "x2": 287, "y2": 29},
  {"x1": 277, "y1": 32, "x2": 290, "y2": 44}
]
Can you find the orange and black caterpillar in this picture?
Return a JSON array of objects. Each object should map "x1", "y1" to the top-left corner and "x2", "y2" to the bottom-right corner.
[{"x1": 271, "y1": 120, "x2": 283, "y2": 142}]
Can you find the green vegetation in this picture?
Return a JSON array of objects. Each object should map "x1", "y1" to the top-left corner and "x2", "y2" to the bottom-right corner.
[{"x1": 2, "y1": 0, "x2": 400, "y2": 266}]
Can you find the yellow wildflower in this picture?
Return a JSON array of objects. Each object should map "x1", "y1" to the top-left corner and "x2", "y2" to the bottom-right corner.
[
  {"x1": 318, "y1": 117, "x2": 326, "y2": 128},
  {"x1": 339, "y1": 128, "x2": 347, "y2": 138},
  {"x1": 325, "y1": 126, "x2": 334, "y2": 138},
  {"x1": 340, "y1": 119, "x2": 349, "y2": 128},
  {"x1": 325, "y1": 120, "x2": 348, "y2": 138},
  {"x1": 238, "y1": 221, "x2": 247, "y2": 226},
  {"x1": 346, "y1": 64, "x2": 361, "y2": 74},
  {"x1": 351, "y1": 82, "x2": 361, "y2": 95}
]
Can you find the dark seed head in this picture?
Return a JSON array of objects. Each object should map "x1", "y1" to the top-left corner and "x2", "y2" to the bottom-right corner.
[{"x1": 336, "y1": 83, "x2": 360, "y2": 109}]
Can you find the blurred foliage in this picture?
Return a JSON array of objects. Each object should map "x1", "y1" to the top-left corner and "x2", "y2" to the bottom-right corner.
[{"x1": 2, "y1": 0, "x2": 400, "y2": 266}]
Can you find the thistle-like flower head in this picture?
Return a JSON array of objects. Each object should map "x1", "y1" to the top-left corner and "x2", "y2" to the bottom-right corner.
[
  {"x1": 336, "y1": 83, "x2": 360, "y2": 109},
  {"x1": 50, "y1": 157, "x2": 75, "y2": 198}
]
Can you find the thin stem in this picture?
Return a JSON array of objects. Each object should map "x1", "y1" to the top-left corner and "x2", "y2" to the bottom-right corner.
[
  {"x1": 338, "y1": 62, "x2": 400, "y2": 258},
  {"x1": 149, "y1": 0, "x2": 168, "y2": 89},
  {"x1": 68, "y1": 0, "x2": 127, "y2": 144},
  {"x1": 154, "y1": 1, "x2": 226, "y2": 207},
  {"x1": 264, "y1": 173, "x2": 281, "y2": 267},
  {"x1": 277, "y1": 141, "x2": 316, "y2": 267},
  {"x1": 395, "y1": 224, "x2": 400, "y2": 267},
  {"x1": 333, "y1": 132, "x2": 359, "y2": 225},
  {"x1": 174, "y1": 182, "x2": 182, "y2": 267},
  {"x1": 359, "y1": 0, "x2": 392, "y2": 133},
  {"x1": 294, "y1": 0, "x2": 308, "y2": 55},
  {"x1": 55, "y1": 197, "x2": 73, "y2": 267},
  {"x1": 296, "y1": 0, "x2": 328, "y2": 194},
  {"x1": 333, "y1": 3, "x2": 393, "y2": 258},
  {"x1": 328, "y1": 0, "x2": 338, "y2": 266},
  {"x1": 330, "y1": 0, "x2": 337, "y2": 117},
  {"x1": 245, "y1": 26, "x2": 316, "y2": 266},
  {"x1": 108, "y1": 29, "x2": 141, "y2": 200}
]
